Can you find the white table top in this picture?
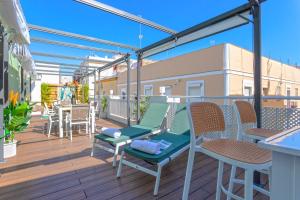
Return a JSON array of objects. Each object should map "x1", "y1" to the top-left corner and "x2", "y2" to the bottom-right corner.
[{"x1": 259, "y1": 127, "x2": 300, "y2": 157}]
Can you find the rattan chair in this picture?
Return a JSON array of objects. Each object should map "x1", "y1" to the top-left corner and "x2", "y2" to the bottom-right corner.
[
  {"x1": 234, "y1": 101, "x2": 281, "y2": 141},
  {"x1": 182, "y1": 102, "x2": 272, "y2": 200},
  {"x1": 66, "y1": 105, "x2": 91, "y2": 141}
]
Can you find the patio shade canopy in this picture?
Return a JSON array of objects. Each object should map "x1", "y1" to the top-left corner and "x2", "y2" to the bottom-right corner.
[
  {"x1": 31, "y1": 51, "x2": 112, "y2": 64},
  {"x1": 31, "y1": 37, "x2": 125, "y2": 55},
  {"x1": 137, "y1": 2, "x2": 253, "y2": 58},
  {"x1": 75, "y1": 0, "x2": 177, "y2": 35},
  {"x1": 29, "y1": 24, "x2": 138, "y2": 51},
  {"x1": 133, "y1": 0, "x2": 264, "y2": 126}
]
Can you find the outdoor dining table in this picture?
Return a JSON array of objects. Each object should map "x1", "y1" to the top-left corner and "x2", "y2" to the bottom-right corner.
[
  {"x1": 259, "y1": 127, "x2": 300, "y2": 200},
  {"x1": 58, "y1": 104, "x2": 95, "y2": 138}
]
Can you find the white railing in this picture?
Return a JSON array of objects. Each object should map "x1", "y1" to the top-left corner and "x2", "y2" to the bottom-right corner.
[{"x1": 102, "y1": 95, "x2": 300, "y2": 136}]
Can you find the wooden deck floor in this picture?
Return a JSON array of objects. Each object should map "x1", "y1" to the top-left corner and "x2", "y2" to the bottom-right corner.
[{"x1": 0, "y1": 117, "x2": 269, "y2": 200}]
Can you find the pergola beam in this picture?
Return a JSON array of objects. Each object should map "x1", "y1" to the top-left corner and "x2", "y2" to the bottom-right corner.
[
  {"x1": 32, "y1": 51, "x2": 111, "y2": 64},
  {"x1": 31, "y1": 37, "x2": 124, "y2": 55},
  {"x1": 29, "y1": 24, "x2": 138, "y2": 51},
  {"x1": 34, "y1": 60, "x2": 100, "y2": 69},
  {"x1": 137, "y1": 2, "x2": 252, "y2": 58},
  {"x1": 84, "y1": 53, "x2": 130, "y2": 77},
  {"x1": 75, "y1": 0, "x2": 177, "y2": 35}
]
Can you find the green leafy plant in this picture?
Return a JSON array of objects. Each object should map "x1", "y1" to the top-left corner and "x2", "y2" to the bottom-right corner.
[
  {"x1": 101, "y1": 96, "x2": 108, "y2": 112},
  {"x1": 41, "y1": 83, "x2": 51, "y2": 105},
  {"x1": 133, "y1": 96, "x2": 150, "y2": 118},
  {"x1": 82, "y1": 84, "x2": 89, "y2": 103},
  {"x1": 2, "y1": 90, "x2": 33, "y2": 143}
]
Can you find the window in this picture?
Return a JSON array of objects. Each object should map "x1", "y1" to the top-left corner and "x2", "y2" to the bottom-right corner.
[
  {"x1": 263, "y1": 87, "x2": 269, "y2": 96},
  {"x1": 160, "y1": 86, "x2": 172, "y2": 96},
  {"x1": 295, "y1": 88, "x2": 299, "y2": 96},
  {"x1": 121, "y1": 88, "x2": 126, "y2": 100},
  {"x1": 144, "y1": 85, "x2": 153, "y2": 96},
  {"x1": 186, "y1": 80, "x2": 204, "y2": 102},
  {"x1": 275, "y1": 86, "x2": 281, "y2": 96},
  {"x1": 243, "y1": 80, "x2": 254, "y2": 96},
  {"x1": 286, "y1": 86, "x2": 291, "y2": 108}
]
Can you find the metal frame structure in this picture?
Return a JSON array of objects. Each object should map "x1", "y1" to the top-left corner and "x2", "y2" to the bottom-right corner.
[
  {"x1": 31, "y1": 37, "x2": 124, "y2": 55},
  {"x1": 134, "y1": 0, "x2": 263, "y2": 125},
  {"x1": 75, "y1": 0, "x2": 177, "y2": 35},
  {"x1": 31, "y1": 51, "x2": 112, "y2": 64},
  {"x1": 29, "y1": 24, "x2": 138, "y2": 51},
  {"x1": 82, "y1": 54, "x2": 132, "y2": 126}
]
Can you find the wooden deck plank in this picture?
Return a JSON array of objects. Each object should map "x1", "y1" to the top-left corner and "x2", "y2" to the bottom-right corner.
[{"x1": 0, "y1": 117, "x2": 269, "y2": 200}]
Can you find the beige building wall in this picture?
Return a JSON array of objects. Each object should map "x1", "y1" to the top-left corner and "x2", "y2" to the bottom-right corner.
[
  {"x1": 100, "y1": 43, "x2": 300, "y2": 107},
  {"x1": 227, "y1": 44, "x2": 300, "y2": 107},
  {"x1": 117, "y1": 44, "x2": 225, "y2": 97}
]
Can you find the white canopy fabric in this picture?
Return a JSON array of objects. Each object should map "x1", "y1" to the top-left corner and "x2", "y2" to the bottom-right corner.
[{"x1": 0, "y1": 0, "x2": 30, "y2": 44}]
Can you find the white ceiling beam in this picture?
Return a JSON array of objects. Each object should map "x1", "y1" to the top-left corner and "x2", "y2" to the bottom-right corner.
[
  {"x1": 74, "y1": 0, "x2": 177, "y2": 35},
  {"x1": 29, "y1": 24, "x2": 138, "y2": 51},
  {"x1": 31, "y1": 37, "x2": 125, "y2": 55},
  {"x1": 31, "y1": 51, "x2": 111, "y2": 64}
]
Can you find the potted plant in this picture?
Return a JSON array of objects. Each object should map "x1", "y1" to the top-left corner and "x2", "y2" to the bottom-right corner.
[
  {"x1": 100, "y1": 96, "x2": 108, "y2": 118},
  {"x1": 2, "y1": 90, "x2": 33, "y2": 158}
]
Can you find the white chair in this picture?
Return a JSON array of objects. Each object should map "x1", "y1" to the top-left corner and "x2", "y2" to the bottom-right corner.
[
  {"x1": 43, "y1": 103, "x2": 60, "y2": 137},
  {"x1": 182, "y1": 102, "x2": 272, "y2": 200},
  {"x1": 66, "y1": 105, "x2": 90, "y2": 141}
]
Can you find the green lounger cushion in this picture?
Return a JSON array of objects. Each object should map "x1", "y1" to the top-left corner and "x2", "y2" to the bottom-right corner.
[
  {"x1": 95, "y1": 125, "x2": 152, "y2": 145},
  {"x1": 139, "y1": 103, "x2": 169, "y2": 128},
  {"x1": 124, "y1": 131, "x2": 190, "y2": 163},
  {"x1": 124, "y1": 104, "x2": 190, "y2": 163},
  {"x1": 94, "y1": 103, "x2": 169, "y2": 145}
]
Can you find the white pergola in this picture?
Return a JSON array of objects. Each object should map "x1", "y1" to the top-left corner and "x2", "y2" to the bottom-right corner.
[{"x1": 0, "y1": 0, "x2": 265, "y2": 163}]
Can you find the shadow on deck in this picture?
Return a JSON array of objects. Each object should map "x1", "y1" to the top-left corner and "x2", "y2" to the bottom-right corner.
[{"x1": 0, "y1": 117, "x2": 269, "y2": 200}]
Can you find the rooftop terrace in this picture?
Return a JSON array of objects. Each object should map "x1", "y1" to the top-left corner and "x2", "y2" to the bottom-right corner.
[{"x1": 0, "y1": 117, "x2": 269, "y2": 200}]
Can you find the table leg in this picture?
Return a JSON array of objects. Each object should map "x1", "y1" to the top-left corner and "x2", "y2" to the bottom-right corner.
[{"x1": 59, "y1": 108, "x2": 63, "y2": 138}]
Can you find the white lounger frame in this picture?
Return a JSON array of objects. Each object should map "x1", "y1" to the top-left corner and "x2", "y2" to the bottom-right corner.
[
  {"x1": 117, "y1": 142, "x2": 190, "y2": 196},
  {"x1": 91, "y1": 129, "x2": 161, "y2": 167},
  {"x1": 91, "y1": 105, "x2": 170, "y2": 167}
]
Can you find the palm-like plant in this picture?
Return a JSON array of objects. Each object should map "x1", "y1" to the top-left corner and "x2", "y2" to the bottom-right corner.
[{"x1": 2, "y1": 90, "x2": 33, "y2": 142}]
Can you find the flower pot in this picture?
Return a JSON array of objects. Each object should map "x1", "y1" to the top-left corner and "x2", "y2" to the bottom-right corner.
[
  {"x1": 100, "y1": 111, "x2": 107, "y2": 119},
  {"x1": 4, "y1": 140, "x2": 17, "y2": 158}
]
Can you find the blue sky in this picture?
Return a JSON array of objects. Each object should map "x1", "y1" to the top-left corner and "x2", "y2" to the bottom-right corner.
[{"x1": 21, "y1": 0, "x2": 300, "y2": 66}]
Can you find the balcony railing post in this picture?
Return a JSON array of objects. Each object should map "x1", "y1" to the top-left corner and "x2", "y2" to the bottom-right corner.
[{"x1": 126, "y1": 57, "x2": 131, "y2": 126}]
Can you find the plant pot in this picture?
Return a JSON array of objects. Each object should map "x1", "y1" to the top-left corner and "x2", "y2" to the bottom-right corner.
[
  {"x1": 100, "y1": 112, "x2": 107, "y2": 119},
  {"x1": 4, "y1": 140, "x2": 17, "y2": 158}
]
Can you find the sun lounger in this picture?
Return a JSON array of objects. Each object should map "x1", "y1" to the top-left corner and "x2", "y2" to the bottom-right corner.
[
  {"x1": 117, "y1": 104, "x2": 190, "y2": 195},
  {"x1": 91, "y1": 102, "x2": 169, "y2": 167}
]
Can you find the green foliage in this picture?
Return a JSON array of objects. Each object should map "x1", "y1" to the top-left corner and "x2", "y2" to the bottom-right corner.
[
  {"x1": 41, "y1": 83, "x2": 51, "y2": 105},
  {"x1": 82, "y1": 84, "x2": 89, "y2": 103},
  {"x1": 3, "y1": 101, "x2": 33, "y2": 143},
  {"x1": 133, "y1": 96, "x2": 150, "y2": 118},
  {"x1": 101, "y1": 96, "x2": 108, "y2": 112}
]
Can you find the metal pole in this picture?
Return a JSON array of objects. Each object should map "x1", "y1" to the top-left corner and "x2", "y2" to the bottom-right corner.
[
  {"x1": 93, "y1": 71, "x2": 96, "y2": 104},
  {"x1": 251, "y1": 0, "x2": 262, "y2": 185},
  {"x1": 97, "y1": 71, "x2": 101, "y2": 118},
  {"x1": 126, "y1": 57, "x2": 131, "y2": 126},
  {"x1": 252, "y1": 0, "x2": 262, "y2": 128},
  {"x1": 0, "y1": 24, "x2": 8, "y2": 162},
  {"x1": 136, "y1": 53, "x2": 142, "y2": 123}
]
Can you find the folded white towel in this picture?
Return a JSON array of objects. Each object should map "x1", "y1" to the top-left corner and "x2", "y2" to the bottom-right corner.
[
  {"x1": 101, "y1": 127, "x2": 121, "y2": 138},
  {"x1": 130, "y1": 140, "x2": 160, "y2": 154}
]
